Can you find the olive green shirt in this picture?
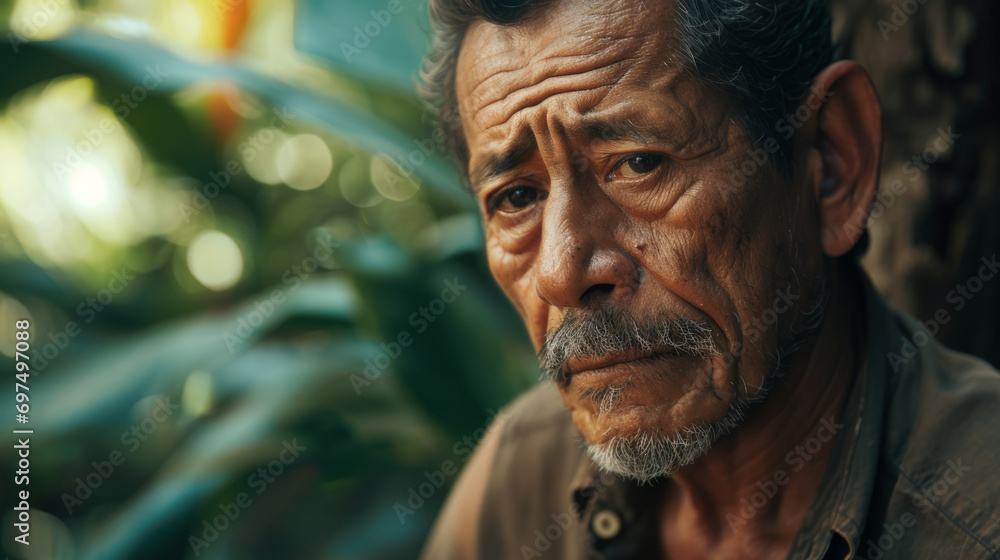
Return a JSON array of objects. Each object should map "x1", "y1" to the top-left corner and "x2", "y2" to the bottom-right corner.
[{"x1": 421, "y1": 277, "x2": 1000, "y2": 559}]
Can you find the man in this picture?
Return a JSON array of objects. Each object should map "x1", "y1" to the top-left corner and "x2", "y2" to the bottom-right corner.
[{"x1": 418, "y1": 0, "x2": 1000, "y2": 558}]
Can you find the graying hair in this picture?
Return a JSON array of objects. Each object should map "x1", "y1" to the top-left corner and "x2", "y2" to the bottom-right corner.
[
  {"x1": 539, "y1": 306, "x2": 718, "y2": 386},
  {"x1": 587, "y1": 399, "x2": 751, "y2": 484},
  {"x1": 419, "y1": 0, "x2": 837, "y2": 176}
]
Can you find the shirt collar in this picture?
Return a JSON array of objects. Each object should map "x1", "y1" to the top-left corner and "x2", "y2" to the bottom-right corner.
[{"x1": 794, "y1": 273, "x2": 890, "y2": 559}]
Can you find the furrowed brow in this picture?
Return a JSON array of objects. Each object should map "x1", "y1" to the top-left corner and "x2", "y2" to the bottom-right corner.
[
  {"x1": 469, "y1": 135, "x2": 537, "y2": 192},
  {"x1": 581, "y1": 119, "x2": 677, "y2": 146}
]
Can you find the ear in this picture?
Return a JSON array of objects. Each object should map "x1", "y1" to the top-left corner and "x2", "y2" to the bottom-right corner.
[{"x1": 801, "y1": 61, "x2": 883, "y2": 258}]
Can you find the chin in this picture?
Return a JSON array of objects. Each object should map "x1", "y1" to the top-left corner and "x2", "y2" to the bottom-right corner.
[
  {"x1": 586, "y1": 428, "x2": 716, "y2": 484},
  {"x1": 561, "y1": 353, "x2": 741, "y2": 447},
  {"x1": 580, "y1": 394, "x2": 753, "y2": 484}
]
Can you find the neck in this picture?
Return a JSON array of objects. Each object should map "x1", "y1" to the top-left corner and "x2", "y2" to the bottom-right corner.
[{"x1": 661, "y1": 262, "x2": 866, "y2": 556}]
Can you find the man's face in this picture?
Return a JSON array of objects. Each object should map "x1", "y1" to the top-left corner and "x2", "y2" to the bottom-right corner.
[{"x1": 455, "y1": 0, "x2": 826, "y2": 456}]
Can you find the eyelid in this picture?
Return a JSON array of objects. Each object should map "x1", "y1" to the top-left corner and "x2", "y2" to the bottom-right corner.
[
  {"x1": 484, "y1": 184, "x2": 527, "y2": 215},
  {"x1": 606, "y1": 152, "x2": 667, "y2": 181},
  {"x1": 483, "y1": 170, "x2": 547, "y2": 212},
  {"x1": 484, "y1": 187, "x2": 507, "y2": 214},
  {"x1": 481, "y1": 181, "x2": 511, "y2": 214}
]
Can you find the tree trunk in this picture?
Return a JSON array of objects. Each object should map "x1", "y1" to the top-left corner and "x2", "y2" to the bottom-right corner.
[{"x1": 831, "y1": 0, "x2": 1000, "y2": 366}]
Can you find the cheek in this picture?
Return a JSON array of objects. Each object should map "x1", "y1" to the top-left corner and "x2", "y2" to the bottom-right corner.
[
  {"x1": 697, "y1": 172, "x2": 808, "y2": 389},
  {"x1": 486, "y1": 233, "x2": 550, "y2": 348},
  {"x1": 603, "y1": 165, "x2": 689, "y2": 222},
  {"x1": 635, "y1": 165, "x2": 792, "y2": 369},
  {"x1": 486, "y1": 230, "x2": 534, "y2": 297},
  {"x1": 633, "y1": 179, "x2": 741, "y2": 344}
]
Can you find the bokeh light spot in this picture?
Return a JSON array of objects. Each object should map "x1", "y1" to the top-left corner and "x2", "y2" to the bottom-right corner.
[
  {"x1": 186, "y1": 230, "x2": 243, "y2": 290},
  {"x1": 371, "y1": 155, "x2": 419, "y2": 201},
  {"x1": 66, "y1": 161, "x2": 110, "y2": 208},
  {"x1": 181, "y1": 370, "x2": 214, "y2": 417},
  {"x1": 339, "y1": 155, "x2": 383, "y2": 208},
  {"x1": 241, "y1": 128, "x2": 288, "y2": 185},
  {"x1": 276, "y1": 134, "x2": 333, "y2": 191}
]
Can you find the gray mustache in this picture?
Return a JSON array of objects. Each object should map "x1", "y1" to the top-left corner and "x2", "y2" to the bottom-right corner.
[{"x1": 538, "y1": 307, "x2": 718, "y2": 384}]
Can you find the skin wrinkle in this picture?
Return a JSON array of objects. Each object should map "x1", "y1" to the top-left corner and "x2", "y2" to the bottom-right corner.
[
  {"x1": 543, "y1": 100, "x2": 573, "y2": 184},
  {"x1": 577, "y1": 81, "x2": 726, "y2": 160},
  {"x1": 464, "y1": 20, "x2": 638, "y2": 118},
  {"x1": 469, "y1": 79, "x2": 727, "y2": 209},
  {"x1": 473, "y1": 55, "x2": 638, "y2": 130},
  {"x1": 458, "y1": 5, "x2": 699, "y2": 170},
  {"x1": 470, "y1": 131, "x2": 537, "y2": 187},
  {"x1": 467, "y1": 13, "x2": 641, "y2": 87}
]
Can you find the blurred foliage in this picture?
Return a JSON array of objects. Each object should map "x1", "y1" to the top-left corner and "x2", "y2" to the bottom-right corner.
[
  {"x1": 1, "y1": 0, "x2": 997, "y2": 559},
  {"x1": 0, "y1": 0, "x2": 536, "y2": 559}
]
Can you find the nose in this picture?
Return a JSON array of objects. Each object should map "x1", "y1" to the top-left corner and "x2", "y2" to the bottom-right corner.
[{"x1": 534, "y1": 185, "x2": 638, "y2": 309}]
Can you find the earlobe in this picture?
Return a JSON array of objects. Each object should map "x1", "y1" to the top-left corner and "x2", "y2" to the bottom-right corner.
[{"x1": 807, "y1": 61, "x2": 883, "y2": 258}]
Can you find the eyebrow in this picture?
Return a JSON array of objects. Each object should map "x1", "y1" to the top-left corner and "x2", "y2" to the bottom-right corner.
[
  {"x1": 469, "y1": 134, "x2": 537, "y2": 191},
  {"x1": 468, "y1": 118, "x2": 678, "y2": 191},
  {"x1": 580, "y1": 119, "x2": 678, "y2": 146}
]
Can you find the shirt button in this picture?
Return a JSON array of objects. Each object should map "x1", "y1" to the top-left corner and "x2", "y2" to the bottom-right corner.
[{"x1": 592, "y1": 509, "x2": 621, "y2": 540}]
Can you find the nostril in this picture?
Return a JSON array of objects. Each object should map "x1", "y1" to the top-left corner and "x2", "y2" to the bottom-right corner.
[{"x1": 580, "y1": 283, "x2": 615, "y2": 305}]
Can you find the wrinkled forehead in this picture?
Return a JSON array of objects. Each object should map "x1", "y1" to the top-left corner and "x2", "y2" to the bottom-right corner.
[{"x1": 455, "y1": 0, "x2": 684, "y2": 137}]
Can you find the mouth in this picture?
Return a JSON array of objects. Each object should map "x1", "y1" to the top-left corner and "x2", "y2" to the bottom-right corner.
[{"x1": 563, "y1": 348, "x2": 675, "y2": 382}]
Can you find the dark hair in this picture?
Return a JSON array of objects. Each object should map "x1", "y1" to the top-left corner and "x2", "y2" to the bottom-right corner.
[{"x1": 419, "y1": 0, "x2": 837, "y2": 176}]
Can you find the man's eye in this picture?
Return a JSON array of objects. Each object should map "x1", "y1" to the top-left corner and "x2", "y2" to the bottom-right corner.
[
  {"x1": 610, "y1": 153, "x2": 667, "y2": 179},
  {"x1": 490, "y1": 186, "x2": 544, "y2": 214}
]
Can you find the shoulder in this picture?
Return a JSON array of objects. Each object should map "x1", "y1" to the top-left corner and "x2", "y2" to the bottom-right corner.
[
  {"x1": 887, "y1": 307, "x2": 1000, "y2": 466},
  {"x1": 884, "y1": 308, "x2": 1000, "y2": 556},
  {"x1": 486, "y1": 381, "x2": 587, "y2": 491},
  {"x1": 420, "y1": 383, "x2": 586, "y2": 559},
  {"x1": 495, "y1": 381, "x2": 576, "y2": 439},
  {"x1": 484, "y1": 383, "x2": 591, "y2": 558}
]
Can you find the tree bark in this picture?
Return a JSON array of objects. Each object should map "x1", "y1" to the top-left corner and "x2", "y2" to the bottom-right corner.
[{"x1": 831, "y1": 0, "x2": 1000, "y2": 366}]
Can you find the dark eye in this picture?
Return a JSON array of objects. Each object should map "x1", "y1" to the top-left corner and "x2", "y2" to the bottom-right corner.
[
  {"x1": 489, "y1": 186, "x2": 545, "y2": 214},
  {"x1": 611, "y1": 153, "x2": 667, "y2": 179}
]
